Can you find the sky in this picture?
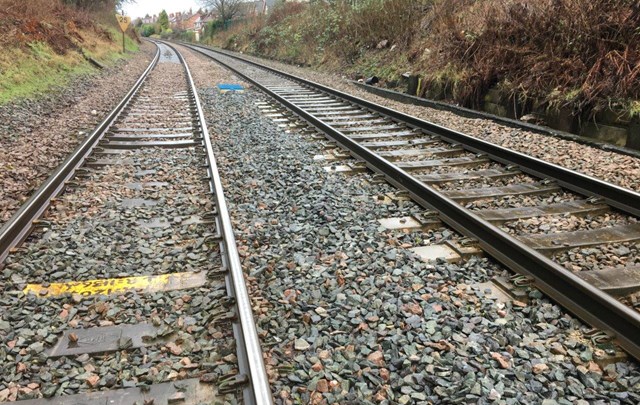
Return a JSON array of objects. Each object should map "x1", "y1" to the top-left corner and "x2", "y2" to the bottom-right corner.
[{"x1": 122, "y1": 0, "x2": 202, "y2": 19}]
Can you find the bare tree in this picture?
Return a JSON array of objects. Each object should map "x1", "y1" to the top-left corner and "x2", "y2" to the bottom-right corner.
[{"x1": 200, "y1": 0, "x2": 243, "y2": 27}]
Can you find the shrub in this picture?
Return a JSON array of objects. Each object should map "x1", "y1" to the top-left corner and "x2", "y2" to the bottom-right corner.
[
  {"x1": 340, "y1": 0, "x2": 425, "y2": 49},
  {"x1": 202, "y1": 0, "x2": 640, "y2": 116},
  {"x1": 139, "y1": 23, "x2": 156, "y2": 37},
  {"x1": 424, "y1": 0, "x2": 640, "y2": 112},
  {"x1": 176, "y1": 30, "x2": 195, "y2": 42}
]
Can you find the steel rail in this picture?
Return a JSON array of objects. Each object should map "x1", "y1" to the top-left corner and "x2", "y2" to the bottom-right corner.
[
  {"x1": 167, "y1": 43, "x2": 273, "y2": 405},
  {"x1": 187, "y1": 44, "x2": 640, "y2": 219},
  {"x1": 0, "y1": 46, "x2": 161, "y2": 264},
  {"x1": 181, "y1": 43, "x2": 640, "y2": 360},
  {"x1": 350, "y1": 81, "x2": 640, "y2": 159}
]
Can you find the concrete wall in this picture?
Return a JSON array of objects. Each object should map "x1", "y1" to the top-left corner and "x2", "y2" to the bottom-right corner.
[{"x1": 478, "y1": 86, "x2": 640, "y2": 150}]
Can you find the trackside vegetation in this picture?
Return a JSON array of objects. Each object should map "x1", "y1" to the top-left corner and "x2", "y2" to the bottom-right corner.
[
  {"x1": 0, "y1": 0, "x2": 140, "y2": 105},
  {"x1": 203, "y1": 0, "x2": 640, "y2": 119}
]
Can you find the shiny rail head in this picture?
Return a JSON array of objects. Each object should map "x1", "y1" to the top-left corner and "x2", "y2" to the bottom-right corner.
[
  {"x1": 181, "y1": 42, "x2": 640, "y2": 362},
  {"x1": 0, "y1": 46, "x2": 161, "y2": 265},
  {"x1": 165, "y1": 41, "x2": 274, "y2": 405}
]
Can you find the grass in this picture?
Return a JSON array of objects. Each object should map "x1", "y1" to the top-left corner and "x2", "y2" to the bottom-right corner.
[
  {"x1": 0, "y1": 26, "x2": 139, "y2": 105},
  {"x1": 85, "y1": 27, "x2": 140, "y2": 61},
  {"x1": 0, "y1": 44, "x2": 88, "y2": 103}
]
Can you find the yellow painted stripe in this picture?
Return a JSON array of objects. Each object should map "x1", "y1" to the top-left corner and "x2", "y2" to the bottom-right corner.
[{"x1": 23, "y1": 272, "x2": 206, "y2": 298}]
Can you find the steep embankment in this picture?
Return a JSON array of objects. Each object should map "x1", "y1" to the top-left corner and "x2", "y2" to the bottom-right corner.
[
  {"x1": 205, "y1": 0, "x2": 640, "y2": 147},
  {"x1": 0, "y1": 0, "x2": 152, "y2": 224},
  {"x1": 0, "y1": 0, "x2": 140, "y2": 104}
]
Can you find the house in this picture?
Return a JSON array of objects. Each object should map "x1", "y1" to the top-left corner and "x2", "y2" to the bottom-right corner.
[
  {"x1": 169, "y1": 11, "x2": 184, "y2": 30},
  {"x1": 193, "y1": 13, "x2": 207, "y2": 33},
  {"x1": 184, "y1": 12, "x2": 201, "y2": 32},
  {"x1": 193, "y1": 11, "x2": 217, "y2": 41},
  {"x1": 193, "y1": 14, "x2": 205, "y2": 33}
]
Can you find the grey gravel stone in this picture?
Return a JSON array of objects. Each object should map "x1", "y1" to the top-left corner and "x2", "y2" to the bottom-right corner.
[
  {"x1": 184, "y1": 45, "x2": 640, "y2": 405},
  {"x1": 0, "y1": 43, "x2": 157, "y2": 225},
  {"x1": 0, "y1": 320, "x2": 10, "y2": 333},
  {"x1": 294, "y1": 339, "x2": 310, "y2": 351},
  {"x1": 235, "y1": 49, "x2": 640, "y2": 193},
  {"x1": 0, "y1": 46, "x2": 240, "y2": 403}
]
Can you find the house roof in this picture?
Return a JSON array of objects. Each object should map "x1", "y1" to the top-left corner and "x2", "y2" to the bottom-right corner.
[{"x1": 184, "y1": 12, "x2": 201, "y2": 30}]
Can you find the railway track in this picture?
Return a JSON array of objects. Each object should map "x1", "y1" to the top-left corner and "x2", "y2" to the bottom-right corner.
[
  {"x1": 178, "y1": 42, "x2": 640, "y2": 361},
  {"x1": 0, "y1": 42, "x2": 271, "y2": 403}
]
